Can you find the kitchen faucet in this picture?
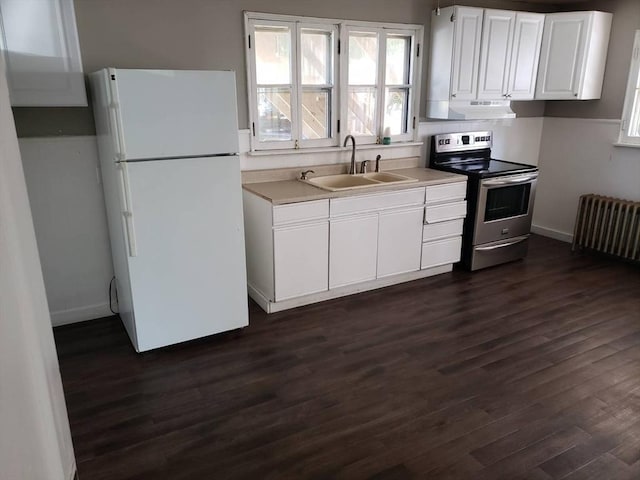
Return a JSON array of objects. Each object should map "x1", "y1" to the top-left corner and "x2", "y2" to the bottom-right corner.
[{"x1": 344, "y1": 135, "x2": 356, "y2": 174}]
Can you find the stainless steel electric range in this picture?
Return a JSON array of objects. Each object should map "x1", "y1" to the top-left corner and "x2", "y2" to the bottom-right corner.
[{"x1": 429, "y1": 131, "x2": 538, "y2": 271}]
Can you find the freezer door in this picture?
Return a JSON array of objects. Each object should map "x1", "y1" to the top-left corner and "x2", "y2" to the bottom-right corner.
[
  {"x1": 123, "y1": 156, "x2": 248, "y2": 351},
  {"x1": 111, "y1": 69, "x2": 239, "y2": 160}
]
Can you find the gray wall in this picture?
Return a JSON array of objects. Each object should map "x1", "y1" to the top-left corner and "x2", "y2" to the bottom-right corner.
[
  {"x1": 13, "y1": 0, "x2": 555, "y2": 137},
  {"x1": 544, "y1": 0, "x2": 640, "y2": 119}
]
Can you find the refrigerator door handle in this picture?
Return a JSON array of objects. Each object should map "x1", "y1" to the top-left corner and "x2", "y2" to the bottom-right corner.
[
  {"x1": 107, "y1": 70, "x2": 127, "y2": 161},
  {"x1": 118, "y1": 163, "x2": 138, "y2": 257},
  {"x1": 108, "y1": 104, "x2": 126, "y2": 161}
]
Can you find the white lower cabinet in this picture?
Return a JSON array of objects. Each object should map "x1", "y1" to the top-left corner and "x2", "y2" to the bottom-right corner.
[
  {"x1": 421, "y1": 181, "x2": 467, "y2": 271},
  {"x1": 329, "y1": 214, "x2": 378, "y2": 289},
  {"x1": 242, "y1": 191, "x2": 329, "y2": 304},
  {"x1": 274, "y1": 222, "x2": 329, "y2": 301},
  {"x1": 243, "y1": 179, "x2": 466, "y2": 313},
  {"x1": 377, "y1": 207, "x2": 424, "y2": 278}
]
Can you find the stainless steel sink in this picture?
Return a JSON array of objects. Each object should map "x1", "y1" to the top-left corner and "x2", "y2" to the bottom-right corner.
[{"x1": 301, "y1": 172, "x2": 418, "y2": 192}]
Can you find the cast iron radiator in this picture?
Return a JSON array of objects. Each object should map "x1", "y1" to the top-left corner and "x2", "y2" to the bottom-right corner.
[{"x1": 572, "y1": 194, "x2": 640, "y2": 262}]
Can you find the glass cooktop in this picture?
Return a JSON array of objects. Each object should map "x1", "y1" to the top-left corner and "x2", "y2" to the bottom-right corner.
[{"x1": 431, "y1": 157, "x2": 538, "y2": 178}]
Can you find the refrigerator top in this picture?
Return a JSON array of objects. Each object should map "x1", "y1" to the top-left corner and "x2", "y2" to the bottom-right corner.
[{"x1": 106, "y1": 68, "x2": 240, "y2": 161}]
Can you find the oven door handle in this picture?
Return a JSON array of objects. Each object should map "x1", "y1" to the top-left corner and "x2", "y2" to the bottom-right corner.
[
  {"x1": 482, "y1": 173, "x2": 538, "y2": 186},
  {"x1": 475, "y1": 236, "x2": 529, "y2": 251}
]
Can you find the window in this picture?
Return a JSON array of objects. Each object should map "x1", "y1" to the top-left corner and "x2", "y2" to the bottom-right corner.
[
  {"x1": 245, "y1": 12, "x2": 422, "y2": 151},
  {"x1": 619, "y1": 30, "x2": 640, "y2": 146}
]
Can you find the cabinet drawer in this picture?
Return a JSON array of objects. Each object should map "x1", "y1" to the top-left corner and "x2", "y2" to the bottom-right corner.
[
  {"x1": 425, "y1": 182, "x2": 466, "y2": 204},
  {"x1": 330, "y1": 188, "x2": 425, "y2": 217},
  {"x1": 273, "y1": 199, "x2": 329, "y2": 226},
  {"x1": 423, "y1": 218, "x2": 464, "y2": 242},
  {"x1": 425, "y1": 201, "x2": 467, "y2": 224},
  {"x1": 421, "y1": 236, "x2": 462, "y2": 269}
]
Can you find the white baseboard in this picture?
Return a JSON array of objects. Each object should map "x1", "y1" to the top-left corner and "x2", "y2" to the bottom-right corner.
[
  {"x1": 249, "y1": 264, "x2": 453, "y2": 313},
  {"x1": 50, "y1": 302, "x2": 112, "y2": 327},
  {"x1": 531, "y1": 224, "x2": 573, "y2": 243}
]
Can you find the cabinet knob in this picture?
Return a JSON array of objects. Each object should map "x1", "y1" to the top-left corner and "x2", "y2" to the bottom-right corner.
[
  {"x1": 574, "y1": 93, "x2": 578, "y2": 97},
  {"x1": 451, "y1": 93, "x2": 457, "y2": 98}
]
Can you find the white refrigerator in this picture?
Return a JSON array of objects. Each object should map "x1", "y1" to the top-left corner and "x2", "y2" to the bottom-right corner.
[{"x1": 90, "y1": 68, "x2": 248, "y2": 352}]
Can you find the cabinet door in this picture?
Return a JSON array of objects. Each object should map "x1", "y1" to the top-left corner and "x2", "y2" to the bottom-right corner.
[
  {"x1": 507, "y1": 13, "x2": 544, "y2": 100},
  {"x1": 329, "y1": 214, "x2": 378, "y2": 289},
  {"x1": 535, "y1": 12, "x2": 589, "y2": 100},
  {"x1": 274, "y1": 222, "x2": 328, "y2": 301},
  {"x1": 0, "y1": 0, "x2": 86, "y2": 106},
  {"x1": 451, "y1": 6, "x2": 484, "y2": 100},
  {"x1": 377, "y1": 208, "x2": 423, "y2": 278},
  {"x1": 477, "y1": 10, "x2": 515, "y2": 100}
]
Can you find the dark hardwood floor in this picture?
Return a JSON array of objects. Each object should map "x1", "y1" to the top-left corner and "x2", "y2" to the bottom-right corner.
[{"x1": 54, "y1": 235, "x2": 640, "y2": 480}]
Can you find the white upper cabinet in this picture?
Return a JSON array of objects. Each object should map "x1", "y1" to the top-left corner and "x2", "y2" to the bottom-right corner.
[
  {"x1": 478, "y1": 10, "x2": 544, "y2": 100},
  {"x1": 535, "y1": 11, "x2": 612, "y2": 100},
  {"x1": 450, "y1": 6, "x2": 484, "y2": 100},
  {"x1": 507, "y1": 13, "x2": 545, "y2": 100},
  {"x1": 427, "y1": 6, "x2": 543, "y2": 118},
  {"x1": 477, "y1": 10, "x2": 515, "y2": 100},
  {"x1": 0, "y1": 0, "x2": 87, "y2": 106}
]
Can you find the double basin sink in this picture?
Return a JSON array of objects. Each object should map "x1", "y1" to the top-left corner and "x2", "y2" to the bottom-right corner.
[{"x1": 301, "y1": 172, "x2": 418, "y2": 192}]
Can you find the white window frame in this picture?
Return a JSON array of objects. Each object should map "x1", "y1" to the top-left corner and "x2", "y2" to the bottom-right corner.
[
  {"x1": 244, "y1": 12, "x2": 423, "y2": 152},
  {"x1": 380, "y1": 28, "x2": 419, "y2": 144},
  {"x1": 296, "y1": 22, "x2": 339, "y2": 149},
  {"x1": 619, "y1": 30, "x2": 640, "y2": 146},
  {"x1": 245, "y1": 17, "x2": 298, "y2": 150},
  {"x1": 341, "y1": 25, "x2": 382, "y2": 146}
]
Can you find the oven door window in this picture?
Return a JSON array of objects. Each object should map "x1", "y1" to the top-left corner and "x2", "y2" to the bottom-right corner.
[{"x1": 485, "y1": 184, "x2": 531, "y2": 221}]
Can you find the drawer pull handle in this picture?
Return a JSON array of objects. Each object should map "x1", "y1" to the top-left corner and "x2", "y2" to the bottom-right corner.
[{"x1": 475, "y1": 236, "x2": 528, "y2": 251}]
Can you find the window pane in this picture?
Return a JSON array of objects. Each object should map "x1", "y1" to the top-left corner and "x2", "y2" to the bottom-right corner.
[
  {"x1": 384, "y1": 88, "x2": 409, "y2": 135},
  {"x1": 255, "y1": 26, "x2": 291, "y2": 84},
  {"x1": 257, "y1": 88, "x2": 292, "y2": 142},
  {"x1": 386, "y1": 36, "x2": 410, "y2": 85},
  {"x1": 301, "y1": 29, "x2": 332, "y2": 85},
  {"x1": 630, "y1": 71, "x2": 640, "y2": 137},
  {"x1": 349, "y1": 33, "x2": 378, "y2": 85},
  {"x1": 301, "y1": 90, "x2": 330, "y2": 139},
  {"x1": 347, "y1": 87, "x2": 376, "y2": 135}
]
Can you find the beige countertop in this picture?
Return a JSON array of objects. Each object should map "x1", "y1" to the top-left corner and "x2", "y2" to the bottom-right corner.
[{"x1": 243, "y1": 167, "x2": 467, "y2": 205}]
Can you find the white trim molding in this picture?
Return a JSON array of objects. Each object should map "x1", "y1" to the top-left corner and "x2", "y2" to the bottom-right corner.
[
  {"x1": 531, "y1": 224, "x2": 573, "y2": 243},
  {"x1": 50, "y1": 302, "x2": 112, "y2": 327},
  {"x1": 618, "y1": 30, "x2": 640, "y2": 146}
]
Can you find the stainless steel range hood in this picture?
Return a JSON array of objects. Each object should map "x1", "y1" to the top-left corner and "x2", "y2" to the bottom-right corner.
[{"x1": 427, "y1": 100, "x2": 516, "y2": 120}]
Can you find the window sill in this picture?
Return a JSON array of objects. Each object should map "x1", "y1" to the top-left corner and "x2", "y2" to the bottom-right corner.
[
  {"x1": 246, "y1": 141, "x2": 423, "y2": 157},
  {"x1": 613, "y1": 142, "x2": 640, "y2": 149}
]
